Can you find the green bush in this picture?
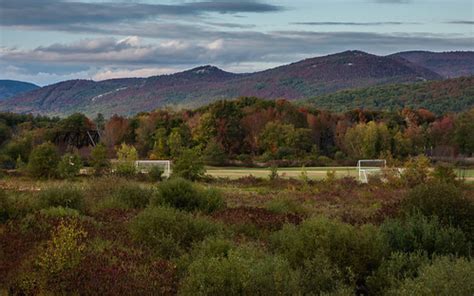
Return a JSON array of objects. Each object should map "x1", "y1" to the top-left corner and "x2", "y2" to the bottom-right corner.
[
  {"x1": 366, "y1": 251, "x2": 429, "y2": 295},
  {"x1": 180, "y1": 246, "x2": 301, "y2": 296},
  {"x1": 129, "y1": 206, "x2": 223, "y2": 258},
  {"x1": 270, "y1": 216, "x2": 388, "y2": 283},
  {"x1": 265, "y1": 196, "x2": 307, "y2": 215},
  {"x1": 431, "y1": 164, "x2": 458, "y2": 184},
  {"x1": 403, "y1": 181, "x2": 474, "y2": 240},
  {"x1": 148, "y1": 165, "x2": 163, "y2": 182},
  {"x1": 380, "y1": 213, "x2": 471, "y2": 257},
  {"x1": 112, "y1": 183, "x2": 156, "y2": 209},
  {"x1": 27, "y1": 142, "x2": 60, "y2": 178},
  {"x1": 58, "y1": 153, "x2": 83, "y2": 179},
  {"x1": 172, "y1": 148, "x2": 205, "y2": 181},
  {"x1": 388, "y1": 256, "x2": 474, "y2": 296},
  {"x1": 0, "y1": 190, "x2": 10, "y2": 223},
  {"x1": 38, "y1": 186, "x2": 85, "y2": 212},
  {"x1": 151, "y1": 178, "x2": 225, "y2": 213},
  {"x1": 39, "y1": 206, "x2": 81, "y2": 218}
]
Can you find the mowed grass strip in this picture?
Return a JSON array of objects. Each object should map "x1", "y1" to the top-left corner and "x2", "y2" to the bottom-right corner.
[{"x1": 205, "y1": 166, "x2": 358, "y2": 180}]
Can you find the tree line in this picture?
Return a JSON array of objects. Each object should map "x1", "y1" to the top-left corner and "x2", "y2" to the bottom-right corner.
[{"x1": 0, "y1": 97, "x2": 473, "y2": 170}]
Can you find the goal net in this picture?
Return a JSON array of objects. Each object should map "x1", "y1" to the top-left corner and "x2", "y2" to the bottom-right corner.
[
  {"x1": 135, "y1": 160, "x2": 172, "y2": 178},
  {"x1": 357, "y1": 159, "x2": 386, "y2": 183}
]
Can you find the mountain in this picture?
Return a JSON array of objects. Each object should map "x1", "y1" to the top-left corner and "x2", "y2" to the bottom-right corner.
[
  {"x1": 0, "y1": 51, "x2": 445, "y2": 116},
  {"x1": 304, "y1": 76, "x2": 474, "y2": 114},
  {"x1": 0, "y1": 80, "x2": 40, "y2": 101},
  {"x1": 391, "y1": 51, "x2": 474, "y2": 78}
]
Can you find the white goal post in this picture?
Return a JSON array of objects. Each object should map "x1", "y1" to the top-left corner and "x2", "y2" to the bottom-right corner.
[
  {"x1": 357, "y1": 159, "x2": 386, "y2": 183},
  {"x1": 135, "y1": 160, "x2": 172, "y2": 178}
]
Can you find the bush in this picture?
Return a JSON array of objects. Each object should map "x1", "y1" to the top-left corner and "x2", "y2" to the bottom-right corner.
[
  {"x1": 172, "y1": 148, "x2": 205, "y2": 181},
  {"x1": 366, "y1": 251, "x2": 429, "y2": 295},
  {"x1": 270, "y1": 216, "x2": 388, "y2": 283},
  {"x1": 151, "y1": 178, "x2": 225, "y2": 213},
  {"x1": 403, "y1": 181, "x2": 474, "y2": 239},
  {"x1": 388, "y1": 256, "x2": 474, "y2": 296},
  {"x1": 180, "y1": 246, "x2": 301, "y2": 296},
  {"x1": 36, "y1": 220, "x2": 87, "y2": 276},
  {"x1": 112, "y1": 183, "x2": 155, "y2": 209},
  {"x1": 38, "y1": 186, "x2": 85, "y2": 212},
  {"x1": 129, "y1": 206, "x2": 223, "y2": 258},
  {"x1": 90, "y1": 144, "x2": 110, "y2": 175},
  {"x1": 400, "y1": 156, "x2": 430, "y2": 187},
  {"x1": 0, "y1": 190, "x2": 10, "y2": 223},
  {"x1": 431, "y1": 164, "x2": 458, "y2": 184},
  {"x1": 27, "y1": 142, "x2": 60, "y2": 178},
  {"x1": 39, "y1": 206, "x2": 81, "y2": 218},
  {"x1": 380, "y1": 213, "x2": 471, "y2": 257},
  {"x1": 148, "y1": 165, "x2": 163, "y2": 182},
  {"x1": 58, "y1": 153, "x2": 83, "y2": 179},
  {"x1": 265, "y1": 196, "x2": 307, "y2": 215}
]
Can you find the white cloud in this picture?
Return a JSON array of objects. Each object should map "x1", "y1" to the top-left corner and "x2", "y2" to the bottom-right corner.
[{"x1": 92, "y1": 67, "x2": 178, "y2": 80}]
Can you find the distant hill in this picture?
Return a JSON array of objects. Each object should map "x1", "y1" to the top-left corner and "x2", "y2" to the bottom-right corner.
[
  {"x1": 304, "y1": 77, "x2": 474, "y2": 114},
  {"x1": 391, "y1": 51, "x2": 474, "y2": 78},
  {"x1": 0, "y1": 50, "x2": 443, "y2": 116},
  {"x1": 0, "y1": 80, "x2": 39, "y2": 101}
]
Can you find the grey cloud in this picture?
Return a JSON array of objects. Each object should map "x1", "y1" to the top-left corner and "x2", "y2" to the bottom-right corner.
[
  {"x1": 373, "y1": 0, "x2": 412, "y2": 3},
  {"x1": 446, "y1": 20, "x2": 474, "y2": 25},
  {"x1": 2, "y1": 31, "x2": 472, "y2": 71},
  {"x1": 0, "y1": 0, "x2": 283, "y2": 27},
  {"x1": 291, "y1": 21, "x2": 418, "y2": 26}
]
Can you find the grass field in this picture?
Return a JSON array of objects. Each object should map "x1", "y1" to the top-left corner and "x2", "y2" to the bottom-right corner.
[{"x1": 206, "y1": 166, "x2": 474, "y2": 181}]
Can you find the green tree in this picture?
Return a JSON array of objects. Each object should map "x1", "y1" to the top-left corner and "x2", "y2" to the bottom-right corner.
[
  {"x1": 172, "y1": 148, "x2": 205, "y2": 181},
  {"x1": 168, "y1": 127, "x2": 184, "y2": 158},
  {"x1": 27, "y1": 142, "x2": 60, "y2": 178},
  {"x1": 58, "y1": 152, "x2": 83, "y2": 179},
  {"x1": 90, "y1": 143, "x2": 110, "y2": 175},
  {"x1": 454, "y1": 109, "x2": 474, "y2": 155},
  {"x1": 115, "y1": 143, "x2": 138, "y2": 176},
  {"x1": 203, "y1": 140, "x2": 227, "y2": 166},
  {"x1": 150, "y1": 127, "x2": 168, "y2": 159}
]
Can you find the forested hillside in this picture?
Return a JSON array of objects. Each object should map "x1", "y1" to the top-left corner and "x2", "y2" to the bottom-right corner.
[{"x1": 305, "y1": 77, "x2": 474, "y2": 114}]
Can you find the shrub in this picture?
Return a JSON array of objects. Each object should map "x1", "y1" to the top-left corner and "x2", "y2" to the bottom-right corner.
[
  {"x1": 380, "y1": 213, "x2": 471, "y2": 257},
  {"x1": 269, "y1": 163, "x2": 279, "y2": 180},
  {"x1": 366, "y1": 251, "x2": 429, "y2": 295},
  {"x1": 129, "y1": 206, "x2": 223, "y2": 258},
  {"x1": 265, "y1": 196, "x2": 306, "y2": 215},
  {"x1": 27, "y1": 142, "x2": 60, "y2": 178},
  {"x1": 151, "y1": 178, "x2": 225, "y2": 213},
  {"x1": 36, "y1": 220, "x2": 87, "y2": 276},
  {"x1": 115, "y1": 143, "x2": 138, "y2": 176},
  {"x1": 39, "y1": 206, "x2": 81, "y2": 218},
  {"x1": 388, "y1": 256, "x2": 474, "y2": 296},
  {"x1": 400, "y1": 156, "x2": 430, "y2": 187},
  {"x1": 112, "y1": 183, "x2": 155, "y2": 209},
  {"x1": 431, "y1": 164, "x2": 458, "y2": 184},
  {"x1": 179, "y1": 246, "x2": 301, "y2": 296},
  {"x1": 402, "y1": 181, "x2": 474, "y2": 239},
  {"x1": 38, "y1": 186, "x2": 85, "y2": 212},
  {"x1": 58, "y1": 153, "x2": 83, "y2": 179},
  {"x1": 148, "y1": 165, "x2": 163, "y2": 182},
  {"x1": 270, "y1": 216, "x2": 388, "y2": 283},
  {"x1": 90, "y1": 143, "x2": 110, "y2": 175},
  {"x1": 172, "y1": 148, "x2": 205, "y2": 181},
  {"x1": 0, "y1": 190, "x2": 10, "y2": 223}
]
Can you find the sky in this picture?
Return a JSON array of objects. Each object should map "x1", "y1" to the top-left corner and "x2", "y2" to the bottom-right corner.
[{"x1": 0, "y1": 0, "x2": 473, "y2": 86}]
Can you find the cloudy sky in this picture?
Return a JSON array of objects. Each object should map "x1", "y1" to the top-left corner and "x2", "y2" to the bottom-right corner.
[{"x1": 0, "y1": 0, "x2": 473, "y2": 85}]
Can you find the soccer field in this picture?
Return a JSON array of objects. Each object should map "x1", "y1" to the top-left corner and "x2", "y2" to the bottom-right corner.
[
  {"x1": 205, "y1": 166, "x2": 474, "y2": 181},
  {"x1": 205, "y1": 166, "x2": 358, "y2": 180}
]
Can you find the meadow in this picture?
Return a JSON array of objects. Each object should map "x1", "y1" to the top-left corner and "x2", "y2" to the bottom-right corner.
[{"x1": 1, "y1": 165, "x2": 473, "y2": 295}]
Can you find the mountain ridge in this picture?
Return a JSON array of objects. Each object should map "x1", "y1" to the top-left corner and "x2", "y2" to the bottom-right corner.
[{"x1": 1, "y1": 50, "x2": 471, "y2": 117}]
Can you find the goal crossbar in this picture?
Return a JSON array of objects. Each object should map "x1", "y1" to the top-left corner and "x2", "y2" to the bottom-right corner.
[
  {"x1": 135, "y1": 160, "x2": 172, "y2": 178},
  {"x1": 357, "y1": 159, "x2": 386, "y2": 183}
]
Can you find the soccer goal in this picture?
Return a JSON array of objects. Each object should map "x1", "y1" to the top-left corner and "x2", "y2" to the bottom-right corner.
[
  {"x1": 357, "y1": 159, "x2": 386, "y2": 183},
  {"x1": 135, "y1": 160, "x2": 172, "y2": 178}
]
